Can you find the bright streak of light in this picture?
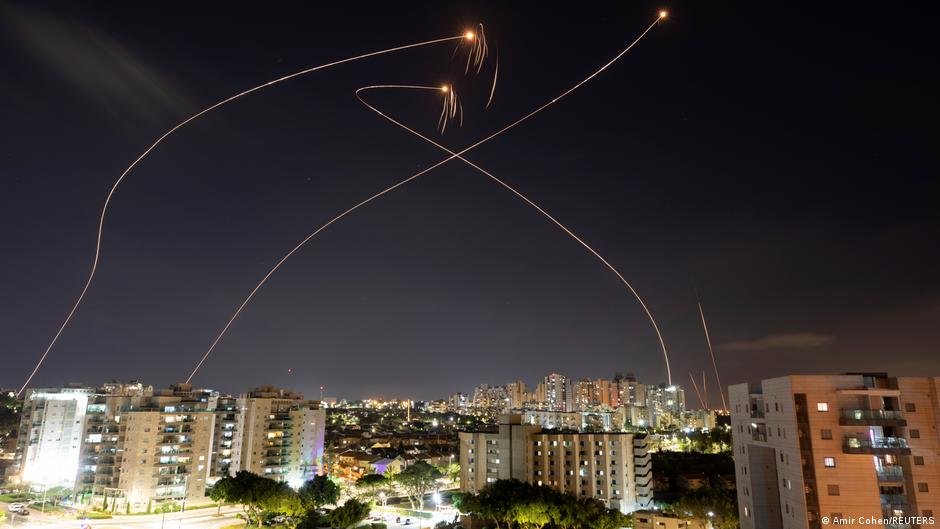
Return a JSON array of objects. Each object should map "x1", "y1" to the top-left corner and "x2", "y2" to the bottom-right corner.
[
  {"x1": 185, "y1": 14, "x2": 669, "y2": 384},
  {"x1": 688, "y1": 372, "x2": 705, "y2": 409},
  {"x1": 17, "y1": 33, "x2": 469, "y2": 397},
  {"x1": 356, "y1": 82, "x2": 672, "y2": 385},
  {"x1": 698, "y1": 300, "x2": 727, "y2": 410},
  {"x1": 438, "y1": 84, "x2": 462, "y2": 133},
  {"x1": 486, "y1": 52, "x2": 499, "y2": 109},
  {"x1": 465, "y1": 24, "x2": 488, "y2": 75}
]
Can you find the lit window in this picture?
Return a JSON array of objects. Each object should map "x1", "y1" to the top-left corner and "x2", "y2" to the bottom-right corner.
[
  {"x1": 816, "y1": 402, "x2": 829, "y2": 412},
  {"x1": 823, "y1": 457, "x2": 836, "y2": 468}
]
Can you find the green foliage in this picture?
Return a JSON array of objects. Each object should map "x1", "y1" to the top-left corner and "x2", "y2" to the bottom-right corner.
[
  {"x1": 664, "y1": 488, "x2": 738, "y2": 529},
  {"x1": 457, "y1": 479, "x2": 628, "y2": 529},
  {"x1": 393, "y1": 461, "x2": 442, "y2": 510},
  {"x1": 212, "y1": 471, "x2": 300, "y2": 527},
  {"x1": 355, "y1": 474, "x2": 388, "y2": 498},
  {"x1": 326, "y1": 498, "x2": 370, "y2": 529},
  {"x1": 299, "y1": 474, "x2": 340, "y2": 509}
]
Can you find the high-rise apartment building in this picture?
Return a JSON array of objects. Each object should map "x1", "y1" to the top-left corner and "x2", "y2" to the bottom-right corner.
[
  {"x1": 231, "y1": 386, "x2": 326, "y2": 486},
  {"x1": 730, "y1": 373, "x2": 939, "y2": 529},
  {"x1": 458, "y1": 414, "x2": 653, "y2": 513},
  {"x1": 16, "y1": 382, "x2": 324, "y2": 513},
  {"x1": 211, "y1": 396, "x2": 239, "y2": 477},
  {"x1": 117, "y1": 398, "x2": 215, "y2": 510},
  {"x1": 506, "y1": 380, "x2": 529, "y2": 409},
  {"x1": 538, "y1": 373, "x2": 574, "y2": 412},
  {"x1": 646, "y1": 384, "x2": 685, "y2": 428},
  {"x1": 14, "y1": 387, "x2": 95, "y2": 487}
]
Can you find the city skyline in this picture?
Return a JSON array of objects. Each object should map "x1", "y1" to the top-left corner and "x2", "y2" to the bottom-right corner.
[{"x1": 2, "y1": 2, "x2": 937, "y2": 402}]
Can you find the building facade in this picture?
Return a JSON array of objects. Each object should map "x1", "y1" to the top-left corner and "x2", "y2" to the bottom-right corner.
[
  {"x1": 458, "y1": 414, "x2": 652, "y2": 513},
  {"x1": 14, "y1": 382, "x2": 325, "y2": 513},
  {"x1": 231, "y1": 387, "x2": 326, "y2": 486},
  {"x1": 14, "y1": 387, "x2": 95, "y2": 487},
  {"x1": 730, "y1": 373, "x2": 939, "y2": 529}
]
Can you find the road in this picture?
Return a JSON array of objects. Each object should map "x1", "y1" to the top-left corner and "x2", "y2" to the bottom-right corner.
[{"x1": 2, "y1": 502, "x2": 242, "y2": 529}]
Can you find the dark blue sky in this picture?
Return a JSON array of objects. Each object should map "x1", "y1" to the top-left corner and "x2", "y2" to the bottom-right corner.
[{"x1": 1, "y1": 2, "x2": 937, "y2": 405}]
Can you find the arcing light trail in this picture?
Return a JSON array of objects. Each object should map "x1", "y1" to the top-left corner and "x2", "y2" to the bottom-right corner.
[
  {"x1": 184, "y1": 12, "x2": 669, "y2": 385},
  {"x1": 17, "y1": 32, "x2": 481, "y2": 397},
  {"x1": 698, "y1": 299, "x2": 727, "y2": 410},
  {"x1": 354, "y1": 83, "x2": 672, "y2": 385}
]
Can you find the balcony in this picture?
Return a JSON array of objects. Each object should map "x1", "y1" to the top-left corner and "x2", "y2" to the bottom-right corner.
[
  {"x1": 876, "y1": 466, "x2": 904, "y2": 482},
  {"x1": 843, "y1": 436, "x2": 910, "y2": 455},
  {"x1": 839, "y1": 409, "x2": 906, "y2": 427},
  {"x1": 881, "y1": 495, "x2": 911, "y2": 522}
]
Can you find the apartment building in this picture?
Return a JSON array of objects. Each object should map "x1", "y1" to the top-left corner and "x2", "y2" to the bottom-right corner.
[
  {"x1": 14, "y1": 387, "x2": 95, "y2": 487},
  {"x1": 211, "y1": 396, "x2": 239, "y2": 477},
  {"x1": 523, "y1": 409, "x2": 614, "y2": 431},
  {"x1": 17, "y1": 382, "x2": 324, "y2": 512},
  {"x1": 231, "y1": 386, "x2": 326, "y2": 486},
  {"x1": 730, "y1": 373, "x2": 939, "y2": 529},
  {"x1": 117, "y1": 398, "x2": 215, "y2": 510},
  {"x1": 458, "y1": 414, "x2": 653, "y2": 513}
]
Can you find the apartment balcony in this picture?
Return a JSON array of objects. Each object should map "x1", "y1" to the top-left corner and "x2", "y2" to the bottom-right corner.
[
  {"x1": 881, "y1": 495, "x2": 911, "y2": 521},
  {"x1": 839, "y1": 409, "x2": 906, "y2": 427},
  {"x1": 843, "y1": 436, "x2": 910, "y2": 455},
  {"x1": 876, "y1": 466, "x2": 905, "y2": 482}
]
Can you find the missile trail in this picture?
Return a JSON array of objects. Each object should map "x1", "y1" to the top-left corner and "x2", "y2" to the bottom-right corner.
[
  {"x1": 698, "y1": 299, "x2": 727, "y2": 410},
  {"x1": 355, "y1": 83, "x2": 672, "y2": 385},
  {"x1": 17, "y1": 33, "x2": 474, "y2": 396},
  {"x1": 185, "y1": 13, "x2": 668, "y2": 384},
  {"x1": 689, "y1": 372, "x2": 706, "y2": 409}
]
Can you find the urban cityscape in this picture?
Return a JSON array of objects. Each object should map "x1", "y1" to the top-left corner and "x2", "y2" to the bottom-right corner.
[{"x1": 1, "y1": 3, "x2": 936, "y2": 529}]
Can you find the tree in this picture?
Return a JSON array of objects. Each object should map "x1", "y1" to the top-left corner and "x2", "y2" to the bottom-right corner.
[
  {"x1": 355, "y1": 474, "x2": 388, "y2": 498},
  {"x1": 511, "y1": 499, "x2": 552, "y2": 529},
  {"x1": 327, "y1": 498, "x2": 370, "y2": 529},
  {"x1": 666, "y1": 488, "x2": 738, "y2": 529},
  {"x1": 219, "y1": 471, "x2": 298, "y2": 527},
  {"x1": 210, "y1": 476, "x2": 233, "y2": 515},
  {"x1": 394, "y1": 461, "x2": 442, "y2": 510},
  {"x1": 438, "y1": 462, "x2": 460, "y2": 485},
  {"x1": 299, "y1": 475, "x2": 340, "y2": 510}
]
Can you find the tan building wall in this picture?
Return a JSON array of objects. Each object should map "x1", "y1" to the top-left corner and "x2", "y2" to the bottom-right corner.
[
  {"x1": 118, "y1": 409, "x2": 214, "y2": 511},
  {"x1": 731, "y1": 374, "x2": 940, "y2": 529},
  {"x1": 458, "y1": 415, "x2": 652, "y2": 513},
  {"x1": 231, "y1": 392, "x2": 325, "y2": 485}
]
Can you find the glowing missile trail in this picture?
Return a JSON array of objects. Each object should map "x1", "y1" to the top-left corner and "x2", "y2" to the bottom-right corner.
[
  {"x1": 689, "y1": 372, "x2": 706, "y2": 409},
  {"x1": 698, "y1": 299, "x2": 727, "y2": 410},
  {"x1": 184, "y1": 13, "x2": 669, "y2": 384},
  {"x1": 17, "y1": 32, "x2": 479, "y2": 397},
  {"x1": 355, "y1": 83, "x2": 672, "y2": 384},
  {"x1": 486, "y1": 52, "x2": 499, "y2": 109}
]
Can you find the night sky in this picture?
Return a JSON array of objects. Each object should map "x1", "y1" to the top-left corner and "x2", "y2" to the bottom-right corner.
[{"x1": 1, "y1": 2, "x2": 937, "y2": 405}]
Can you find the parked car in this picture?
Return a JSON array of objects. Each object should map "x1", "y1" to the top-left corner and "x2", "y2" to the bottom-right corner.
[{"x1": 8, "y1": 503, "x2": 30, "y2": 515}]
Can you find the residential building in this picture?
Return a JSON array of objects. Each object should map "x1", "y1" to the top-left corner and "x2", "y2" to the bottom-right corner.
[
  {"x1": 523, "y1": 410, "x2": 614, "y2": 431},
  {"x1": 231, "y1": 386, "x2": 326, "y2": 486},
  {"x1": 116, "y1": 397, "x2": 215, "y2": 510},
  {"x1": 458, "y1": 414, "x2": 652, "y2": 513},
  {"x1": 506, "y1": 380, "x2": 529, "y2": 409},
  {"x1": 646, "y1": 384, "x2": 686, "y2": 428},
  {"x1": 538, "y1": 373, "x2": 574, "y2": 412},
  {"x1": 730, "y1": 373, "x2": 940, "y2": 529},
  {"x1": 14, "y1": 386, "x2": 96, "y2": 488}
]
